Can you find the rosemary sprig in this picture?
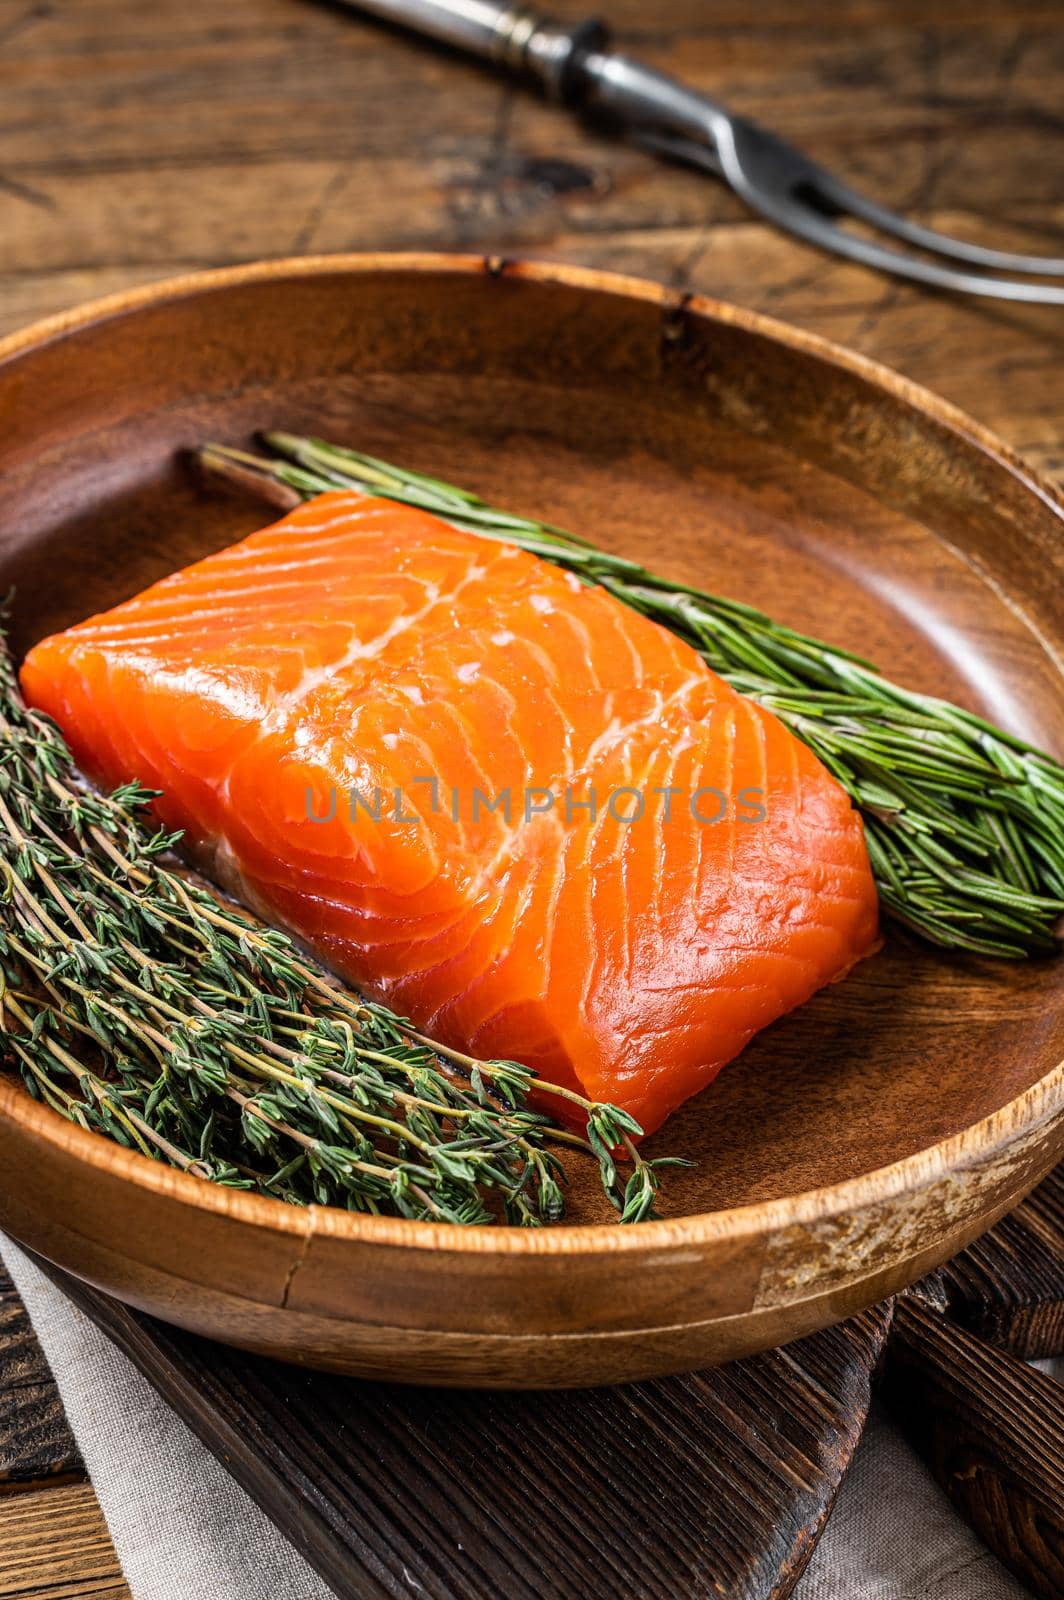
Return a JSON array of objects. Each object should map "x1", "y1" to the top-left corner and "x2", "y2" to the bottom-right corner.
[
  {"x1": 196, "y1": 434, "x2": 1064, "y2": 961},
  {"x1": 0, "y1": 630, "x2": 680, "y2": 1225}
]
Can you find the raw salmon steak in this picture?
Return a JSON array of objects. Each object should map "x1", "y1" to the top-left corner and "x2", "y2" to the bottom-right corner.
[{"x1": 22, "y1": 490, "x2": 879, "y2": 1134}]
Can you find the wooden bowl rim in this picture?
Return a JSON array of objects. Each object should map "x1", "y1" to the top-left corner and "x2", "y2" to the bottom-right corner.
[{"x1": 1, "y1": 250, "x2": 1061, "y2": 1260}]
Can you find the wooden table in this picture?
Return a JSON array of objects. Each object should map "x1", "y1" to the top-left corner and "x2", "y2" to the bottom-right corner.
[{"x1": 0, "y1": 0, "x2": 1062, "y2": 1592}]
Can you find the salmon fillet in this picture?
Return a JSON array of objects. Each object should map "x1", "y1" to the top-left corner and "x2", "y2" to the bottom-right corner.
[{"x1": 21, "y1": 490, "x2": 879, "y2": 1134}]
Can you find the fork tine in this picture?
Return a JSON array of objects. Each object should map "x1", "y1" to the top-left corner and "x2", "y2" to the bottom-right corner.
[
  {"x1": 811, "y1": 169, "x2": 1064, "y2": 279},
  {"x1": 638, "y1": 127, "x2": 1064, "y2": 304},
  {"x1": 765, "y1": 198, "x2": 1064, "y2": 304}
]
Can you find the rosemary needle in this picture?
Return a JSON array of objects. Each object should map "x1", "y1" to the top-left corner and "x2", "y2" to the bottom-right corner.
[
  {"x1": 196, "y1": 434, "x2": 1064, "y2": 961},
  {"x1": 0, "y1": 629, "x2": 681, "y2": 1225}
]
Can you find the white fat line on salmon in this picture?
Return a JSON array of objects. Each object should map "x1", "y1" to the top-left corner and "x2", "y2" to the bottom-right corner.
[
  {"x1": 245, "y1": 559, "x2": 493, "y2": 736},
  {"x1": 580, "y1": 673, "x2": 707, "y2": 768},
  {"x1": 303, "y1": 783, "x2": 768, "y2": 828}
]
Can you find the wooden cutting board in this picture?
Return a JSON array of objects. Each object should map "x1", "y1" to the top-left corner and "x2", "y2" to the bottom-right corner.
[{"x1": 7, "y1": 1163, "x2": 1061, "y2": 1600}]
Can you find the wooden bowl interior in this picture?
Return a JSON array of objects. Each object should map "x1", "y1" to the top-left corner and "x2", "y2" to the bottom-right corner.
[{"x1": 2, "y1": 261, "x2": 1062, "y2": 1229}]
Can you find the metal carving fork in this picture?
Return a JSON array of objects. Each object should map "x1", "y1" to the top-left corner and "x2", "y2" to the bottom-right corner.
[{"x1": 338, "y1": 0, "x2": 1064, "y2": 304}]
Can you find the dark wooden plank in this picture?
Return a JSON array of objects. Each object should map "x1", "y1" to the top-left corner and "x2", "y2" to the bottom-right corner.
[
  {"x1": 39, "y1": 1259, "x2": 891, "y2": 1600},
  {"x1": 882, "y1": 1293, "x2": 1064, "y2": 1600},
  {"x1": 0, "y1": 1266, "x2": 82, "y2": 1488},
  {"x1": 938, "y1": 1165, "x2": 1064, "y2": 1358}
]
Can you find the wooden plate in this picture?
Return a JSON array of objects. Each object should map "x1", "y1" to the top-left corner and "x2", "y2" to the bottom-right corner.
[{"x1": 0, "y1": 255, "x2": 1061, "y2": 1388}]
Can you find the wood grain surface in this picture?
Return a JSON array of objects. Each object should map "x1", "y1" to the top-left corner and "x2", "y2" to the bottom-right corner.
[
  {"x1": 873, "y1": 1167, "x2": 1064, "y2": 1598},
  {"x1": 939, "y1": 1165, "x2": 1064, "y2": 1359},
  {"x1": 0, "y1": 1483, "x2": 129, "y2": 1599},
  {"x1": 883, "y1": 1292, "x2": 1064, "y2": 1600},
  {"x1": 39, "y1": 1258, "x2": 894, "y2": 1600},
  {"x1": 0, "y1": 1263, "x2": 127, "y2": 1600},
  {"x1": 1, "y1": 0, "x2": 1063, "y2": 1594},
  {"x1": 2, "y1": 0, "x2": 1062, "y2": 477},
  {"x1": 19, "y1": 1167, "x2": 1064, "y2": 1600},
  {"x1": 0, "y1": 1266, "x2": 80, "y2": 1488}
]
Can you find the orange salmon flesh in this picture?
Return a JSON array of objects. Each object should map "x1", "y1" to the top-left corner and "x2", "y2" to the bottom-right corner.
[{"x1": 21, "y1": 491, "x2": 880, "y2": 1135}]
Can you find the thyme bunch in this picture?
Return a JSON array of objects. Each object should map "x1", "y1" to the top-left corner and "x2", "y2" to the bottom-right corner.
[
  {"x1": 197, "y1": 434, "x2": 1064, "y2": 960},
  {"x1": 0, "y1": 633, "x2": 681, "y2": 1224}
]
